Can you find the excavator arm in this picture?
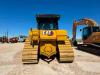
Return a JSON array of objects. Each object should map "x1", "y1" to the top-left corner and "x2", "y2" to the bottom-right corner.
[{"x1": 72, "y1": 18, "x2": 97, "y2": 46}]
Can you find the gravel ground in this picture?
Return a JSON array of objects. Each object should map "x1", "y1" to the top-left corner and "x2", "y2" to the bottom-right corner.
[{"x1": 0, "y1": 43, "x2": 100, "y2": 75}]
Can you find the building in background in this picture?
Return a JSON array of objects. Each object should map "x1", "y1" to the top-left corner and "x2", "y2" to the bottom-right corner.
[{"x1": 18, "y1": 35, "x2": 27, "y2": 42}]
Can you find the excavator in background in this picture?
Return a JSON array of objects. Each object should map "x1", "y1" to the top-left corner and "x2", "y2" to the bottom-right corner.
[
  {"x1": 22, "y1": 14, "x2": 74, "y2": 64},
  {"x1": 72, "y1": 18, "x2": 100, "y2": 49}
]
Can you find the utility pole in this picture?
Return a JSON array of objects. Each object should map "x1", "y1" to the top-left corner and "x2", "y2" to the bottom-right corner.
[{"x1": 7, "y1": 30, "x2": 8, "y2": 43}]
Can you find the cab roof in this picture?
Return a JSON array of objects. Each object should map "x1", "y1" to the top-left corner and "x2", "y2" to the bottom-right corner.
[{"x1": 36, "y1": 14, "x2": 60, "y2": 23}]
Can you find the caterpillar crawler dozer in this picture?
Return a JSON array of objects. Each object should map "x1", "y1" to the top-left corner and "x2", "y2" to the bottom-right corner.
[{"x1": 22, "y1": 14, "x2": 74, "y2": 64}]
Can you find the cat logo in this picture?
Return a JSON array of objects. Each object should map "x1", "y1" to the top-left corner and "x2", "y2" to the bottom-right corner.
[{"x1": 43, "y1": 31, "x2": 53, "y2": 36}]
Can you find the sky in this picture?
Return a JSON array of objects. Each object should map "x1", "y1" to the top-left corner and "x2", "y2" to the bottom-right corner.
[{"x1": 0, "y1": 0, "x2": 100, "y2": 39}]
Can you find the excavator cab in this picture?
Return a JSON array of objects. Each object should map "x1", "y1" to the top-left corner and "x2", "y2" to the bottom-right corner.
[
  {"x1": 82, "y1": 26, "x2": 100, "y2": 40},
  {"x1": 36, "y1": 14, "x2": 60, "y2": 30}
]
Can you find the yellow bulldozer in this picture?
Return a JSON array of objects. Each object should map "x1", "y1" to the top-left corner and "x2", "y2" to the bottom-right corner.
[{"x1": 22, "y1": 14, "x2": 74, "y2": 64}]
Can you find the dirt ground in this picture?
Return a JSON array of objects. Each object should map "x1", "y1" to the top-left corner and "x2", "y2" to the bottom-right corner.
[{"x1": 0, "y1": 43, "x2": 100, "y2": 75}]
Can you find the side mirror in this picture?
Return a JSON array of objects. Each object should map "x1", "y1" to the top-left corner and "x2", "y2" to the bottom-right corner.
[
  {"x1": 80, "y1": 29, "x2": 82, "y2": 32},
  {"x1": 67, "y1": 36, "x2": 69, "y2": 38},
  {"x1": 30, "y1": 28, "x2": 32, "y2": 31}
]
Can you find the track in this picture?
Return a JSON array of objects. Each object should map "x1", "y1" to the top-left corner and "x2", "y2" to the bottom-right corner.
[
  {"x1": 22, "y1": 38, "x2": 38, "y2": 64},
  {"x1": 58, "y1": 39, "x2": 74, "y2": 62},
  {"x1": 77, "y1": 44, "x2": 100, "y2": 56}
]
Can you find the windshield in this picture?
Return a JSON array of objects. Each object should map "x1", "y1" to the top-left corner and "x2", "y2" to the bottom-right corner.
[
  {"x1": 92, "y1": 27, "x2": 100, "y2": 32},
  {"x1": 82, "y1": 27, "x2": 91, "y2": 40},
  {"x1": 39, "y1": 22, "x2": 58, "y2": 30}
]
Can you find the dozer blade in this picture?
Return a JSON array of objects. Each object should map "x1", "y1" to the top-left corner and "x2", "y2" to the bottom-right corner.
[
  {"x1": 22, "y1": 38, "x2": 38, "y2": 64},
  {"x1": 58, "y1": 40, "x2": 74, "y2": 63}
]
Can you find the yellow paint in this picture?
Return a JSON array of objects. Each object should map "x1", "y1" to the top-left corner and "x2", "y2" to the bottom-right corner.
[
  {"x1": 28, "y1": 29, "x2": 72, "y2": 58},
  {"x1": 40, "y1": 41, "x2": 56, "y2": 58},
  {"x1": 40, "y1": 30, "x2": 56, "y2": 40}
]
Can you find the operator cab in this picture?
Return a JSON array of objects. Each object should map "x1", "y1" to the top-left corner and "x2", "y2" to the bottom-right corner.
[
  {"x1": 82, "y1": 26, "x2": 100, "y2": 40},
  {"x1": 36, "y1": 14, "x2": 60, "y2": 30}
]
